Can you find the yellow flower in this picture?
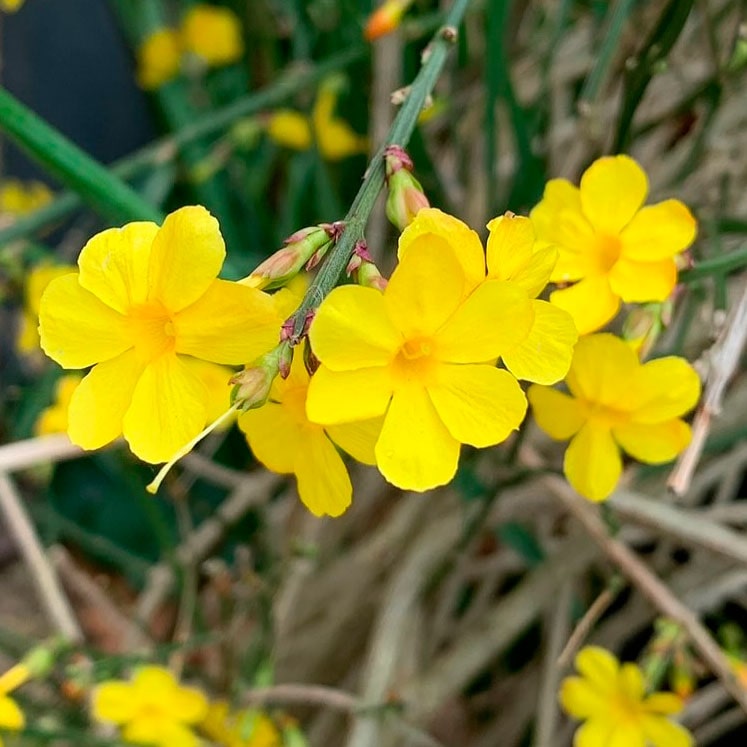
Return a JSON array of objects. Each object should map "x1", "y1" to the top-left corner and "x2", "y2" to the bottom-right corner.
[
  {"x1": 399, "y1": 208, "x2": 578, "y2": 385},
  {"x1": 17, "y1": 262, "x2": 76, "y2": 355},
  {"x1": 0, "y1": 694, "x2": 24, "y2": 744},
  {"x1": 137, "y1": 29, "x2": 182, "y2": 90},
  {"x1": 0, "y1": 179, "x2": 52, "y2": 215},
  {"x1": 266, "y1": 78, "x2": 367, "y2": 161},
  {"x1": 239, "y1": 349, "x2": 380, "y2": 517},
  {"x1": 560, "y1": 646, "x2": 693, "y2": 747},
  {"x1": 92, "y1": 666, "x2": 208, "y2": 747},
  {"x1": 528, "y1": 334, "x2": 700, "y2": 501},
  {"x1": 180, "y1": 4, "x2": 244, "y2": 67},
  {"x1": 306, "y1": 211, "x2": 535, "y2": 491},
  {"x1": 0, "y1": 0, "x2": 24, "y2": 12},
  {"x1": 38, "y1": 206, "x2": 280, "y2": 464},
  {"x1": 530, "y1": 155, "x2": 697, "y2": 334},
  {"x1": 35, "y1": 374, "x2": 83, "y2": 436},
  {"x1": 201, "y1": 701, "x2": 281, "y2": 747}
]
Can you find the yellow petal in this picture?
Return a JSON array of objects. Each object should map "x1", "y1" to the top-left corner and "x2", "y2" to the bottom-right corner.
[
  {"x1": 630, "y1": 357, "x2": 701, "y2": 423},
  {"x1": 530, "y1": 179, "x2": 594, "y2": 259},
  {"x1": 317, "y1": 119, "x2": 368, "y2": 161},
  {"x1": 618, "y1": 663, "x2": 645, "y2": 700},
  {"x1": 148, "y1": 206, "x2": 225, "y2": 312},
  {"x1": 175, "y1": 279, "x2": 279, "y2": 365},
  {"x1": 327, "y1": 417, "x2": 383, "y2": 466},
  {"x1": 91, "y1": 681, "x2": 136, "y2": 724},
  {"x1": 485, "y1": 213, "x2": 535, "y2": 282},
  {"x1": 434, "y1": 280, "x2": 533, "y2": 362},
  {"x1": 608, "y1": 723, "x2": 646, "y2": 747},
  {"x1": 428, "y1": 364, "x2": 527, "y2": 447},
  {"x1": 67, "y1": 350, "x2": 145, "y2": 450},
  {"x1": 180, "y1": 4, "x2": 244, "y2": 66},
  {"x1": 77, "y1": 222, "x2": 159, "y2": 314},
  {"x1": 559, "y1": 677, "x2": 610, "y2": 719},
  {"x1": 310, "y1": 285, "x2": 401, "y2": 371},
  {"x1": 620, "y1": 199, "x2": 696, "y2": 262},
  {"x1": 306, "y1": 365, "x2": 392, "y2": 425},
  {"x1": 375, "y1": 384, "x2": 459, "y2": 491},
  {"x1": 386, "y1": 235, "x2": 467, "y2": 339},
  {"x1": 239, "y1": 402, "x2": 301, "y2": 474},
  {"x1": 39, "y1": 274, "x2": 131, "y2": 368},
  {"x1": 122, "y1": 354, "x2": 208, "y2": 464},
  {"x1": 608, "y1": 257, "x2": 677, "y2": 303},
  {"x1": 644, "y1": 693, "x2": 684, "y2": 716},
  {"x1": 507, "y1": 246, "x2": 558, "y2": 299},
  {"x1": 640, "y1": 716, "x2": 693, "y2": 747},
  {"x1": 549, "y1": 276, "x2": 621, "y2": 336},
  {"x1": 137, "y1": 29, "x2": 181, "y2": 90},
  {"x1": 266, "y1": 110, "x2": 313, "y2": 151},
  {"x1": 132, "y1": 665, "x2": 179, "y2": 693},
  {"x1": 294, "y1": 431, "x2": 352, "y2": 517},
  {"x1": 397, "y1": 207, "x2": 486, "y2": 291},
  {"x1": 186, "y1": 360, "x2": 233, "y2": 426},
  {"x1": 0, "y1": 696, "x2": 23, "y2": 730},
  {"x1": 502, "y1": 300, "x2": 578, "y2": 384},
  {"x1": 26, "y1": 263, "x2": 76, "y2": 316},
  {"x1": 566, "y1": 334, "x2": 639, "y2": 406},
  {"x1": 527, "y1": 385, "x2": 585, "y2": 440},
  {"x1": 161, "y1": 686, "x2": 208, "y2": 725},
  {"x1": 575, "y1": 646, "x2": 620, "y2": 690},
  {"x1": 612, "y1": 419, "x2": 691, "y2": 463},
  {"x1": 579, "y1": 155, "x2": 648, "y2": 234},
  {"x1": 564, "y1": 422, "x2": 622, "y2": 501},
  {"x1": 573, "y1": 720, "x2": 616, "y2": 747},
  {"x1": 123, "y1": 718, "x2": 200, "y2": 747}
]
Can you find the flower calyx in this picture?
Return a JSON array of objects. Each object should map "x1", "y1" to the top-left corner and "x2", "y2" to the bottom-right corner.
[{"x1": 346, "y1": 240, "x2": 388, "y2": 291}]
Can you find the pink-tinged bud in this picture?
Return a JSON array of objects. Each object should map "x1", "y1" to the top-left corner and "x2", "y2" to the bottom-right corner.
[
  {"x1": 384, "y1": 144, "x2": 414, "y2": 177},
  {"x1": 242, "y1": 225, "x2": 335, "y2": 290},
  {"x1": 357, "y1": 261, "x2": 388, "y2": 291},
  {"x1": 386, "y1": 169, "x2": 430, "y2": 231},
  {"x1": 230, "y1": 345, "x2": 287, "y2": 411},
  {"x1": 278, "y1": 341, "x2": 293, "y2": 379}
]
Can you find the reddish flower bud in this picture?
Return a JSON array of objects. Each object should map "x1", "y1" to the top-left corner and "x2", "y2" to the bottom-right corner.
[
  {"x1": 386, "y1": 169, "x2": 430, "y2": 231},
  {"x1": 364, "y1": 0, "x2": 412, "y2": 41}
]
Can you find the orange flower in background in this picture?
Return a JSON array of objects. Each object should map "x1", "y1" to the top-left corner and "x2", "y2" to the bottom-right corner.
[
  {"x1": 364, "y1": 0, "x2": 414, "y2": 40},
  {"x1": 528, "y1": 334, "x2": 700, "y2": 501},
  {"x1": 530, "y1": 155, "x2": 696, "y2": 335},
  {"x1": 38, "y1": 206, "x2": 279, "y2": 464}
]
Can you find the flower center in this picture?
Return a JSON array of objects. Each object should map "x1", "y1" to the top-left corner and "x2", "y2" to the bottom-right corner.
[
  {"x1": 127, "y1": 301, "x2": 177, "y2": 361},
  {"x1": 581, "y1": 400, "x2": 629, "y2": 428},
  {"x1": 609, "y1": 692, "x2": 643, "y2": 728},
  {"x1": 593, "y1": 233, "x2": 622, "y2": 273},
  {"x1": 392, "y1": 337, "x2": 437, "y2": 384}
]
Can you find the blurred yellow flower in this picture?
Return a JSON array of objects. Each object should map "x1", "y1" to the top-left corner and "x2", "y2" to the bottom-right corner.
[
  {"x1": 239, "y1": 349, "x2": 380, "y2": 517},
  {"x1": 0, "y1": 179, "x2": 52, "y2": 215},
  {"x1": 266, "y1": 78, "x2": 368, "y2": 161},
  {"x1": 0, "y1": 694, "x2": 24, "y2": 745},
  {"x1": 92, "y1": 666, "x2": 208, "y2": 747},
  {"x1": 38, "y1": 206, "x2": 280, "y2": 464},
  {"x1": 17, "y1": 262, "x2": 76, "y2": 355},
  {"x1": 399, "y1": 208, "x2": 577, "y2": 385},
  {"x1": 560, "y1": 646, "x2": 692, "y2": 747},
  {"x1": 0, "y1": 0, "x2": 24, "y2": 13},
  {"x1": 307, "y1": 210, "x2": 533, "y2": 491},
  {"x1": 35, "y1": 374, "x2": 82, "y2": 436},
  {"x1": 201, "y1": 701, "x2": 281, "y2": 747},
  {"x1": 531, "y1": 155, "x2": 696, "y2": 334},
  {"x1": 137, "y1": 29, "x2": 181, "y2": 90},
  {"x1": 528, "y1": 334, "x2": 700, "y2": 501},
  {"x1": 180, "y1": 4, "x2": 244, "y2": 67}
]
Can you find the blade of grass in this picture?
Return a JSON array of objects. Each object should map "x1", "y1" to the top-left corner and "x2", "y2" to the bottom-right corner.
[{"x1": 0, "y1": 87, "x2": 163, "y2": 224}]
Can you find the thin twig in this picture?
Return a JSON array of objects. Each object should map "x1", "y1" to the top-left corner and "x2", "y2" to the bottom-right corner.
[
  {"x1": 0, "y1": 472, "x2": 82, "y2": 642},
  {"x1": 0, "y1": 435, "x2": 82, "y2": 473},
  {"x1": 669, "y1": 278, "x2": 747, "y2": 494},
  {"x1": 545, "y1": 474, "x2": 747, "y2": 714}
]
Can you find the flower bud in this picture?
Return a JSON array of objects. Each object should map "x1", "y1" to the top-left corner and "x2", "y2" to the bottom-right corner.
[
  {"x1": 623, "y1": 302, "x2": 671, "y2": 360},
  {"x1": 364, "y1": 0, "x2": 413, "y2": 41},
  {"x1": 230, "y1": 346, "x2": 286, "y2": 411},
  {"x1": 346, "y1": 240, "x2": 388, "y2": 291},
  {"x1": 386, "y1": 169, "x2": 430, "y2": 231},
  {"x1": 242, "y1": 225, "x2": 337, "y2": 290}
]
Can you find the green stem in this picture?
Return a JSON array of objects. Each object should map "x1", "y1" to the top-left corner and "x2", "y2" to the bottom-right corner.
[
  {"x1": 0, "y1": 88, "x2": 162, "y2": 225},
  {"x1": 680, "y1": 246, "x2": 747, "y2": 282},
  {"x1": 288, "y1": 0, "x2": 471, "y2": 339},
  {"x1": 0, "y1": 46, "x2": 366, "y2": 247}
]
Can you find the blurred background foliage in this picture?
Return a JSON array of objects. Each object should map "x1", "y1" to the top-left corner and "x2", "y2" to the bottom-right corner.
[{"x1": 1, "y1": 0, "x2": 747, "y2": 745}]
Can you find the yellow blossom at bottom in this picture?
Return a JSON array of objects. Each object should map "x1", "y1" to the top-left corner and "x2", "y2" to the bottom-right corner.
[
  {"x1": 239, "y1": 350, "x2": 380, "y2": 518},
  {"x1": 528, "y1": 334, "x2": 700, "y2": 501},
  {"x1": 561, "y1": 646, "x2": 692, "y2": 747},
  {"x1": 92, "y1": 666, "x2": 208, "y2": 747},
  {"x1": 201, "y1": 701, "x2": 281, "y2": 747}
]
